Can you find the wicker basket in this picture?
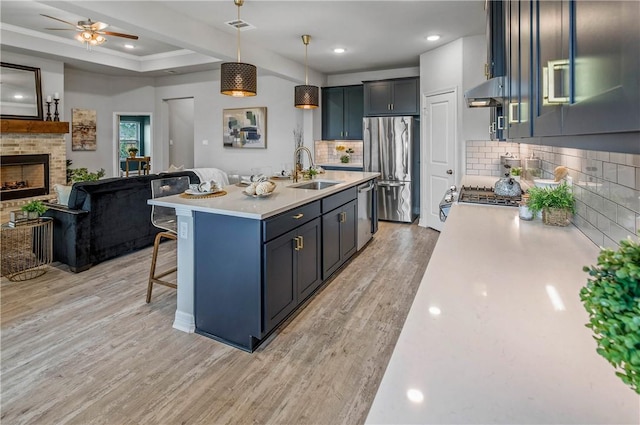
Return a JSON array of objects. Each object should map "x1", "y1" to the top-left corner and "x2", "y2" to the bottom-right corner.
[{"x1": 542, "y1": 207, "x2": 571, "y2": 226}]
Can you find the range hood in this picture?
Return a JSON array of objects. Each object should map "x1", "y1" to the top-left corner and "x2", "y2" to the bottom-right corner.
[{"x1": 464, "y1": 76, "x2": 505, "y2": 107}]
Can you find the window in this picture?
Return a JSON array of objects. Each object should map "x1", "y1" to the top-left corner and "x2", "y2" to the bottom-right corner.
[{"x1": 119, "y1": 120, "x2": 141, "y2": 158}]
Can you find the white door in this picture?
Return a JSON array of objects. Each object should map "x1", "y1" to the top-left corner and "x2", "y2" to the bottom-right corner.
[{"x1": 420, "y1": 90, "x2": 457, "y2": 231}]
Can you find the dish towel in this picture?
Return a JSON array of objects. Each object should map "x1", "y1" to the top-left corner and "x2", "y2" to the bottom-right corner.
[{"x1": 188, "y1": 168, "x2": 230, "y2": 187}]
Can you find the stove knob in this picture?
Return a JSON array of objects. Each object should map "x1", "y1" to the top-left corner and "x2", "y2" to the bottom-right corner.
[{"x1": 450, "y1": 185, "x2": 457, "y2": 192}]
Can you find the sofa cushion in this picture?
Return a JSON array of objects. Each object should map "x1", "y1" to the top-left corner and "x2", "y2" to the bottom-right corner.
[{"x1": 53, "y1": 184, "x2": 72, "y2": 206}]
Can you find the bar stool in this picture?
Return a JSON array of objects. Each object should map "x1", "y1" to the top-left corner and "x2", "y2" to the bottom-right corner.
[{"x1": 147, "y1": 176, "x2": 190, "y2": 303}]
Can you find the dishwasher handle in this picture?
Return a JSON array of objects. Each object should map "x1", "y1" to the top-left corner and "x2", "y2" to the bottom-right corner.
[{"x1": 358, "y1": 181, "x2": 375, "y2": 193}]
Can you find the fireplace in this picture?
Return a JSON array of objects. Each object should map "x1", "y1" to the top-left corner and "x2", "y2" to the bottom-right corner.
[{"x1": 0, "y1": 154, "x2": 50, "y2": 201}]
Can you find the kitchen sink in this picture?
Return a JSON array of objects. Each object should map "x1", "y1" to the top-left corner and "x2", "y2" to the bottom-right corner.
[{"x1": 289, "y1": 180, "x2": 342, "y2": 190}]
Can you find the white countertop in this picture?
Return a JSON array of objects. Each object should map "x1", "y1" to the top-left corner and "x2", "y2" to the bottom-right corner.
[
  {"x1": 149, "y1": 170, "x2": 379, "y2": 220},
  {"x1": 318, "y1": 162, "x2": 364, "y2": 169},
  {"x1": 366, "y1": 202, "x2": 640, "y2": 423}
]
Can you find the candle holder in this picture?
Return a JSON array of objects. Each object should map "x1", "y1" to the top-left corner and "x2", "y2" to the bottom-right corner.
[
  {"x1": 53, "y1": 99, "x2": 60, "y2": 122},
  {"x1": 45, "y1": 102, "x2": 52, "y2": 121}
]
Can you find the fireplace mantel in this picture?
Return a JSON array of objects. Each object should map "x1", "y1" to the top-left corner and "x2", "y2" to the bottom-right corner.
[{"x1": 1, "y1": 119, "x2": 69, "y2": 134}]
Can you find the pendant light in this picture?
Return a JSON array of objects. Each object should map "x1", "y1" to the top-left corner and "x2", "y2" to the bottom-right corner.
[
  {"x1": 220, "y1": 0, "x2": 257, "y2": 97},
  {"x1": 294, "y1": 35, "x2": 319, "y2": 109}
]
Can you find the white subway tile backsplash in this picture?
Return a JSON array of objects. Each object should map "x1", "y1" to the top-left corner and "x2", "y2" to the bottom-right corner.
[
  {"x1": 517, "y1": 143, "x2": 639, "y2": 247},
  {"x1": 617, "y1": 164, "x2": 636, "y2": 188},
  {"x1": 602, "y1": 162, "x2": 617, "y2": 182},
  {"x1": 617, "y1": 205, "x2": 637, "y2": 234}
]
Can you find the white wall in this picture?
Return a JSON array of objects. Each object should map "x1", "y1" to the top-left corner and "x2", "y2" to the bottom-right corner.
[
  {"x1": 64, "y1": 68, "x2": 155, "y2": 176},
  {"x1": 419, "y1": 35, "x2": 490, "y2": 183},
  {"x1": 154, "y1": 72, "x2": 318, "y2": 174},
  {"x1": 167, "y1": 98, "x2": 195, "y2": 169}
]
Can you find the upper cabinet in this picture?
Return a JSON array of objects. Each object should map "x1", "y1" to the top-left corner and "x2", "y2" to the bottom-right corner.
[
  {"x1": 363, "y1": 77, "x2": 419, "y2": 116},
  {"x1": 561, "y1": 1, "x2": 640, "y2": 135},
  {"x1": 505, "y1": 0, "x2": 532, "y2": 139},
  {"x1": 322, "y1": 85, "x2": 364, "y2": 140},
  {"x1": 506, "y1": 0, "x2": 640, "y2": 141}
]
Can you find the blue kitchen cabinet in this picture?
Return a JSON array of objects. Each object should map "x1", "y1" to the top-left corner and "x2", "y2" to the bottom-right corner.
[
  {"x1": 505, "y1": 0, "x2": 532, "y2": 139},
  {"x1": 263, "y1": 217, "x2": 321, "y2": 333},
  {"x1": 363, "y1": 78, "x2": 419, "y2": 116},
  {"x1": 561, "y1": 1, "x2": 640, "y2": 136},
  {"x1": 322, "y1": 199, "x2": 357, "y2": 280},
  {"x1": 501, "y1": 0, "x2": 640, "y2": 152},
  {"x1": 322, "y1": 85, "x2": 364, "y2": 140}
]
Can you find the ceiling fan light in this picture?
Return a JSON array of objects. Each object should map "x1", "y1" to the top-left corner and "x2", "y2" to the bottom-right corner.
[
  {"x1": 294, "y1": 85, "x2": 319, "y2": 109},
  {"x1": 95, "y1": 35, "x2": 106, "y2": 44},
  {"x1": 81, "y1": 31, "x2": 92, "y2": 40},
  {"x1": 220, "y1": 62, "x2": 257, "y2": 97}
]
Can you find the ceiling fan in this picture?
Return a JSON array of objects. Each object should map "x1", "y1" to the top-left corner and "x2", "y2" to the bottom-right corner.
[{"x1": 41, "y1": 14, "x2": 138, "y2": 48}]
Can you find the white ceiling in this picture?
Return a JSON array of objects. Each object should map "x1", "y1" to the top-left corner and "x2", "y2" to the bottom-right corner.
[{"x1": 0, "y1": 1, "x2": 486, "y2": 80}]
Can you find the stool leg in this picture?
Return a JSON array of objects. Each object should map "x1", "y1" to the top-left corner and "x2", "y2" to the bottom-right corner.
[{"x1": 147, "y1": 232, "x2": 163, "y2": 303}]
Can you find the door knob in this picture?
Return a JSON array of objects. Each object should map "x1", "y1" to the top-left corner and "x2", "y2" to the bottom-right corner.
[{"x1": 446, "y1": 169, "x2": 453, "y2": 175}]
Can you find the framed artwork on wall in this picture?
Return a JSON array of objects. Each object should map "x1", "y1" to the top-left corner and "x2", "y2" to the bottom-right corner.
[
  {"x1": 0, "y1": 62, "x2": 44, "y2": 120},
  {"x1": 71, "y1": 108, "x2": 97, "y2": 151},
  {"x1": 223, "y1": 107, "x2": 267, "y2": 149}
]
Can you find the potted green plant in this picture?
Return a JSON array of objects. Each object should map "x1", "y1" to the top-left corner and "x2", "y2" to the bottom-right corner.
[
  {"x1": 21, "y1": 200, "x2": 48, "y2": 219},
  {"x1": 340, "y1": 148, "x2": 355, "y2": 163},
  {"x1": 526, "y1": 182, "x2": 575, "y2": 226},
  {"x1": 127, "y1": 146, "x2": 139, "y2": 157},
  {"x1": 510, "y1": 166, "x2": 522, "y2": 182},
  {"x1": 69, "y1": 167, "x2": 106, "y2": 183},
  {"x1": 580, "y1": 236, "x2": 640, "y2": 394}
]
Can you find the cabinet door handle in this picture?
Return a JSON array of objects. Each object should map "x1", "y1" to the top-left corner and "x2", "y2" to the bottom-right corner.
[
  {"x1": 497, "y1": 115, "x2": 505, "y2": 130},
  {"x1": 294, "y1": 236, "x2": 301, "y2": 251},
  {"x1": 292, "y1": 213, "x2": 304, "y2": 219},
  {"x1": 509, "y1": 102, "x2": 519, "y2": 123},
  {"x1": 340, "y1": 131, "x2": 343, "y2": 137},
  {"x1": 298, "y1": 235, "x2": 304, "y2": 250},
  {"x1": 345, "y1": 131, "x2": 348, "y2": 137},
  {"x1": 547, "y1": 59, "x2": 570, "y2": 104},
  {"x1": 339, "y1": 211, "x2": 347, "y2": 223}
]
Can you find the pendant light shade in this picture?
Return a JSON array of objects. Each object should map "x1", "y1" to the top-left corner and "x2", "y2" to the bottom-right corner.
[
  {"x1": 221, "y1": 0, "x2": 257, "y2": 97},
  {"x1": 295, "y1": 34, "x2": 319, "y2": 109}
]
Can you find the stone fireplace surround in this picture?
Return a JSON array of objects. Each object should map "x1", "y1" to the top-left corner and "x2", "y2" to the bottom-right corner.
[{"x1": 0, "y1": 120, "x2": 69, "y2": 223}]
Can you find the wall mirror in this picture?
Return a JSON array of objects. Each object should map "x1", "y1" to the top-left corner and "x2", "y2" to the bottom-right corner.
[{"x1": 0, "y1": 62, "x2": 44, "y2": 120}]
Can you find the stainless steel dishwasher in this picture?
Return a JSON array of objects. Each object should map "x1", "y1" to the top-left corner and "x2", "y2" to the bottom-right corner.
[{"x1": 357, "y1": 180, "x2": 376, "y2": 251}]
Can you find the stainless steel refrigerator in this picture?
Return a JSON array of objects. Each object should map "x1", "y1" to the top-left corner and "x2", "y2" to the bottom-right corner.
[{"x1": 363, "y1": 116, "x2": 419, "y2": 223}]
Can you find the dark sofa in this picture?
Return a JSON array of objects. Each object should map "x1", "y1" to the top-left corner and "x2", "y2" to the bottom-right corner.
[{"x1": 43, "y1": 171, "x2": 199, "y2": 272}]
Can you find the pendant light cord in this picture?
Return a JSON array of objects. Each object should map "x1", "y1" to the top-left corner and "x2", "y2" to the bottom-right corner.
[{"x1": 236, "y1": 2, "x2": 241, "y2": 62}]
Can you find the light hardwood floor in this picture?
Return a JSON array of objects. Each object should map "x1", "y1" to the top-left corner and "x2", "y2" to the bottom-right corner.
[{"x1": 1, "y1": 222, "x2": 439, "y2": 425}]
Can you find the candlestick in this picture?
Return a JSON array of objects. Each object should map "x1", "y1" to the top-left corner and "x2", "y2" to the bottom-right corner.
[
  {"x1": 53, "y1": 99, "x2": 60, "y2": 122},
  {"x1": 54, "y1": 92, "x2": 60, "y2": 100},
  {"x1": 45, "y1": 101, "x2": 52, "y2": 121}
]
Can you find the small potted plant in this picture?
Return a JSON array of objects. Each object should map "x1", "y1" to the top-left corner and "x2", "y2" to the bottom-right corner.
[
  {"x1": 526, "y1": 182, "x2": 575, "y2": 226},
  {"x1": 511, "y1": 166, "x2": 522, "y2": 182},
  {"x1": 21, "y1": 200, "x2": 48, "y2": 220},
  {"x1": 69, "y1": 168, "x2": 106, "y2": 183},
  {"x1": 340, "y1": 148, "x2": 355, "y2": 163},
  {"x1": 127, "y1": 146, "x2": 139, "y2": 157},
  {"x1": 580, "y1": 236, "x2": 640, "y2": 394}
]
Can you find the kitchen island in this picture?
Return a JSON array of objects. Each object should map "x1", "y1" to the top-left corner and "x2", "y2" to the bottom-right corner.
[
  {"x1": 365, "y1": 181, "x2": 639, "y2": 423},
  {"x1": 149, "y1": 170, "x2": 379, "y2": 351}
]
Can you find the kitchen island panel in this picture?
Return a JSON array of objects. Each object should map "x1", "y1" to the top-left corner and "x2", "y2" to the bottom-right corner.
[{"x1": 194, "y1": 212, "x2": 263, "y2": 351}]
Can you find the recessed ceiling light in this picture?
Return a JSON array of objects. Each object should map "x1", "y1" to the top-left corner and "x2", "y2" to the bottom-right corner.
[
  {"x1": 124, "y1": 44, "x2": 135, "y2": 49},
  {"x1": 333, "y1": 48, "x2": 345, "y2": 54},
  {"x1": 13, "y1": 94, "x2": 24, "y2": 100},
  {"x1": 426, "y1": 35, "x2": 441, "y2": 42}
]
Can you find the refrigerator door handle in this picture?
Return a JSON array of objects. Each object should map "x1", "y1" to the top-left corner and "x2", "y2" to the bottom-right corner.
[{"x1": 378, "y1": 182, "x2": 405, "y2": 188}]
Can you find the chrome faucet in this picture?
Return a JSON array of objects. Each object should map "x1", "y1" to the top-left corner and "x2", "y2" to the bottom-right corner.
[{"x1": 293, "y1": 146, "x2": 315, "y2": 183}]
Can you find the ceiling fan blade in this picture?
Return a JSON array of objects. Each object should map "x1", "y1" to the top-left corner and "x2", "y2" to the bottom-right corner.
[
  {"x1": 45, "y1": 28, "x2": 75, "y2": 31},
  {"x1": 101, "y1": 31, "x2": 139, "y2": 40},
  {"x1": 40, "y1": 14, "x2": 78, "y2": 28},
  {"x1": 91, "y1": 21, "x2": 109, "y2": 31}
]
